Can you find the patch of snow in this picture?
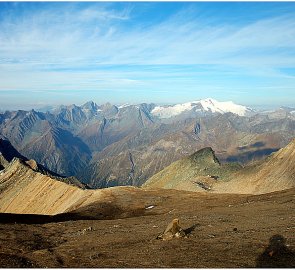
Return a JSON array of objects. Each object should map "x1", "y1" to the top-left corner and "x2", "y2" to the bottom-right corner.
[
  {"x1": 199, "y1": 98, "x2": 250, "y2": 116},
  {"x1": 151, "y1": 98, "x2": 252, "y2": 118},
  {"x1": 151, "y1": 102, "x2": 195, "y2": 118},
  {"x1": 118, "y1": 103, "x2": 131, "y2": 109},
  {"x1": 145, "y1": 205, "x2": 155, "y2": 209}
]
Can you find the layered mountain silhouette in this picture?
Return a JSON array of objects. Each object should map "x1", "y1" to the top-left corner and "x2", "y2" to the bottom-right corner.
[{"x1": 0, "y1": 99, "x2": 294, "y2": 187}]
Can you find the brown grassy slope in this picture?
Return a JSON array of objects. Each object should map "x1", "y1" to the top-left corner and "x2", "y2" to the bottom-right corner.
[
  {"x1": 214, "y1": 138, "x2": 295, "y2": 194},
  {"x1": 0, "y1": 158, "x2": 106, "y2": 215}
]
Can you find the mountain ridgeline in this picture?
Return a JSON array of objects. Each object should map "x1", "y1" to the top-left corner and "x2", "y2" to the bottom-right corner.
[{"x1": 0, "y1": 98, "x2": 294, "y2": 188}]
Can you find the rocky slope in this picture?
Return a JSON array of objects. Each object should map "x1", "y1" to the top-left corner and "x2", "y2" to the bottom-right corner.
[{"x1": 0, "y1": 155, "x2": 149, "y2": 215}]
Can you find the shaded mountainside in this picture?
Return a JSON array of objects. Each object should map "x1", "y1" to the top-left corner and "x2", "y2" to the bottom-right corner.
[
  {"x1": 0, "y1": 137, "x2": 27, "y2": 162},
  {"x1": 0, "y1": 110, "x2": 91, "y2": 177},
  {"x1": 21, "y1": 126, "x2": 91, "y2": 176},
  {"x1": 0, "y1": 138, "x2": 86, "y2": 189}
]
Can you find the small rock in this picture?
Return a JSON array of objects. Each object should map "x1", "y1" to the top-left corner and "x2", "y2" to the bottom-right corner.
[{"x1": 157, "y1": 218, "x2": 186, "y2": 240}]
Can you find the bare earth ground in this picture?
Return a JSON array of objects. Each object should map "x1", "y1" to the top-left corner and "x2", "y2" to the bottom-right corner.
[{"x1": 0, "y1": 187, "x2": 295, "y2": 268}]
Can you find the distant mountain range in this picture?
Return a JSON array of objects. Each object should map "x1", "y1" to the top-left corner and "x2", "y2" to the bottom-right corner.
[{"x1": 0, "y1": 98, "x2": 294, "y2": 187}]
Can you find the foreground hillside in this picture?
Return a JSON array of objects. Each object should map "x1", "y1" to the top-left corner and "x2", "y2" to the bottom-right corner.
[{"x1": 0, "y1": 187, "x2": 294, "y2": 268}]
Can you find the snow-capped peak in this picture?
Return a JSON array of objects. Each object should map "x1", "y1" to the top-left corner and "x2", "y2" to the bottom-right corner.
[{"x1": 151, "y1": 98, "x2": 253, "y2": 118}]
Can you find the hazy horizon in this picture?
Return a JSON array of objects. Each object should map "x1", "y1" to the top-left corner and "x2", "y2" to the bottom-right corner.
[
  {"x1": 1, "y1": 2, "x2": 295, "y2": 109},
  {"x1": 0, "y1": 97, "x2": 293, "y2": 113}
]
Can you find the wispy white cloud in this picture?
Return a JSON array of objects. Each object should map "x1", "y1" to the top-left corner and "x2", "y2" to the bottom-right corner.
[
  {"x1": 1, "y1": 4, "x2": 295, "y2": 68},
  {"x1": 0, "y1": 2, "x2": 295, "y2": 107}
]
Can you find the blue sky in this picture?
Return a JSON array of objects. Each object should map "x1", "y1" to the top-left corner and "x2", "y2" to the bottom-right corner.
[{"x1": 0, "y1": 2, "x2": 295, "y2": 110}]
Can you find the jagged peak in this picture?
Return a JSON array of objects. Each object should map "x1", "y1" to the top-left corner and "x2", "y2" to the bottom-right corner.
[{"x1": 81, "y1": 101, "x2": 97, "y2": 110}]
